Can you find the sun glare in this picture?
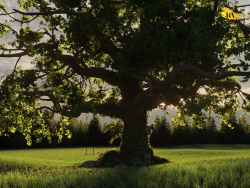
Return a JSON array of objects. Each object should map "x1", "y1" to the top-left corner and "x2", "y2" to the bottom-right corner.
[{"x1": 160, "y1": 103, "x2": 165, "y2": 107}]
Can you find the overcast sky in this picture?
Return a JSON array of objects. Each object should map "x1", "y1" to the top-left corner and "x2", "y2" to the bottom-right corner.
[{"x1": 1, "y1": 0, "x2": 250, "y2": 130}]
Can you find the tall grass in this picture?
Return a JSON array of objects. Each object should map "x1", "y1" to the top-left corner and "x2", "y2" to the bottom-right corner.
[{"x1": 0, "y1": 144, "x2": 249, "y2": 188}]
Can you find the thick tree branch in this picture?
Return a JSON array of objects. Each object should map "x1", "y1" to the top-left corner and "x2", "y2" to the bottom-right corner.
[
  {"x1": 57, "y1": 55, "x2": 132, "y2": 91},
  {"x1": 236, "y1": 4, "x2": 250, "y2": 8},
  {"x1": 132, "y1": 64, "x2": 250, "y2": 110},
  {"x1": 140, "y1": 14, "x2": 145, "y2": 34},
  {"x1": 213, "y1": 0, "x2": 219, "y2": 12},
  {"x1": 73, "y1": 46, "x2": 88, "y2": 58},
  {"x1": 114, "y1": 66, "x2": 152, "y2": 83},
  {"x1": 163, "y1": 64, "x2": 250, "y2": 88},
  {"x1": 0, "y1": 51, "x2": 27, "y2": 57},
  {"x1": 146, "y1": 80, "x2": 207, "y2": 111},
  {"x1": 0, "y1": 48, "x2": 25, "y2": 51},
  {"x1": 115, "y1": 66, "x2": 160, "y2": 85},
  {"x1": 13, "y1": 9, "x2": 83, "y2": 17},
  {"x1": 3, "y1": 8, "x2": 39, "y2": 24},
  {"x1": 144, "y1": 77, "x2": 242, "y2": 112}
]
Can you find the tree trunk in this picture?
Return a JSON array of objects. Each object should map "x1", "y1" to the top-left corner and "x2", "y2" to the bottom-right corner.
[
  {"x1": 96, "y1": 103, "x2": 170, "y2": 168},
  {"x1": 120, "y1": 105, "x2": 153, "y2": 157},
  {"x1": 118, "y1": 105, "x2": 154, "y2": 166}
]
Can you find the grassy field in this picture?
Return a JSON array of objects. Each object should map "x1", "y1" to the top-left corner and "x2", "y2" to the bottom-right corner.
[{"x1": 0, "y1": 144, "x2": 249, "y2": 188}]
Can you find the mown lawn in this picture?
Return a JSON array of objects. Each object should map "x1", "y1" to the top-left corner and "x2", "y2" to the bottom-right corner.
[{"x1": 0, "y1": 144, "x2": 249, "y2": 188}]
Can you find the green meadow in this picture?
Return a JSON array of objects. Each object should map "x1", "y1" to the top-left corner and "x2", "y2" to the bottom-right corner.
[{"x1": 0, "y1": 144, "x2": 249, "y2": 188}]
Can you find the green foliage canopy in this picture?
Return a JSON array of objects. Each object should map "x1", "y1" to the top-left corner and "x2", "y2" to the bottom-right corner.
[{"x1": 0, "y1": 0, "x2": 250, "y2": 146}]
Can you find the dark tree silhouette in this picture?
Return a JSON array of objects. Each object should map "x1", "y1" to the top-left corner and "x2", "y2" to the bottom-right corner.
[
  {"x1": 1, "y1": 0, "x2": 250, "y2": 167},
  {"x1": 219, "y1": 112, "x2": 246, "y2": 144},
  {"x1": 154, "y1": 115, "x2": 172, "y2": 147},
  {"x1": 205, "y1": 116, "x2": 219, "y2": 144},
  {"x1": 87, "y1": 114, "x2": 103, "y2": 146}
]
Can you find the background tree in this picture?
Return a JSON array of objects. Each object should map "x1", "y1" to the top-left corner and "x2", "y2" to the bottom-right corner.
[
  {"x1": 244, "y1": 122, "x2": 250, "y2": 144},
  {"x1": 48, "y1": 115, "x2": 59, "y2": 147},
  {"x1": 76, "y1": 119, "x2": 87, "y2": 147},
  {"x1": 102, "y1": 122, "x2": 116, "y2": 146},
  {"x1": 149, "y1": 115, "x2": 161, "y2": 147},
  {"x1": 87, "y1": 114, "x2": 103, "y2": 146},
  {"x1": 171, "y1": 115, "x2": 191, "y2": 145},
  {"x1": 155, "y1": 115, "x2": 172, "y2": 147},
  {"x1": 1, "y1": 0, "x2": 250, "y2": 167},
  {"x1": 238, "y1": 113, "x2": 249, "y2": 136},
  {"x1": 0, "y1": 129, "x2": 26, "y2": 149},
  {"x1": 218, "y1": 110, "x2": 246, "y2": 144},
  {"x1": 238, "y1": 114, "x2": 250, "y2": 144},
  {"x1": 69, "y1": 117, "x2": 81, "y2": 146},
  {"x1": 190, "y1": 114, "x2": 208, "y2": 144},
  {"x1": 204, "y1": 116, "x2": 219, "y2": 144}
]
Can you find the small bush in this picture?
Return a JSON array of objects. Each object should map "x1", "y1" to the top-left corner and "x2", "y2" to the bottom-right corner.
[{"x1": 97, "y1": 149, "x2": 120, "y2": 167}]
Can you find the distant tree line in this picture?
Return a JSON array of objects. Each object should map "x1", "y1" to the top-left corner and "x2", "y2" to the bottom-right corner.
[{"x1": 0, "y1": 108, "x2": 250, "y2": 149}]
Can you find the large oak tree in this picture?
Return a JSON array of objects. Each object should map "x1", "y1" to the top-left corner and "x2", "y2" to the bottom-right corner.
[{"x1": 1, "y1": 0, "x2": 250, "y2": 167}]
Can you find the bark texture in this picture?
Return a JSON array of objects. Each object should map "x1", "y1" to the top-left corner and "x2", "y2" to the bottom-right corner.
[
  {"x1": 96, "y1": 103, "x2": 157, "y2": 168},
  {"x1": 118, "y1": 105, "x2": 154, "y2": 164}
]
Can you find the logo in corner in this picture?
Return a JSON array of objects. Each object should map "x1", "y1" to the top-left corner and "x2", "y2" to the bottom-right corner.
[{"x1": 221, "y1": 7, "x2": 239, "y2": 19}]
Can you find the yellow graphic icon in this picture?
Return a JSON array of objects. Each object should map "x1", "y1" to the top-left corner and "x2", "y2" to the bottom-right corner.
[{"x1": 221, "y1": 7, "x2": 239, "y2": 19}]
